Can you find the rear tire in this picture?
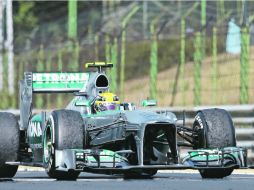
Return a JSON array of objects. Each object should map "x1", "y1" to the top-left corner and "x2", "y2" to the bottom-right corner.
[
  {"x1": 0, "y1": 112, "x2": 19, "y2": 178},
  {"x1": 0, "y1": 165, "x2": 19, "y2": 178},
  {"x1": 43, "y1": 110, "x2": 84, "y2": 180},
  {"x1": 192, "y1": 109, "x2": 236, "y2": 178}
]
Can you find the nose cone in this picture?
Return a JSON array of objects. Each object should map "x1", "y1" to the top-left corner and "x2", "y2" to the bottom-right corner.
[{"x1": 124, "y1": 110, "x2": 176, "y2": 124}]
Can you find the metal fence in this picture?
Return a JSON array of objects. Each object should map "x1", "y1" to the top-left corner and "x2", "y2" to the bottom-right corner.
[{"x1": 1, "y1": 1, "x2": 254, "y2": 109}]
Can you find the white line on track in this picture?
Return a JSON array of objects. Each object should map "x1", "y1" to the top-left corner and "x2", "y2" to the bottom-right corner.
[
  {"x1": 17, "y1": 166, "x2": 254, "y2": 175},
  {"x1": 158, "y1": 169, "x2": 254, "y2": 175},
  {"x1": 13, "y1": 178, "x2": 123, "y2": 182},
  {"x1": 230, "y1": 176, "x2": 254, "y2": 179},
  {"x1": 12, "y1": 175, "x2": 254, "y2": 182},
  {"x1": 14, "y1": 179, "x2": 56, "y2": 182},
  {"x1": 77, "y1": 178, "x2": 123, "y2": 182},
  {"x1": 158, "y1": 170, "x2": 199, "y2": 174}
]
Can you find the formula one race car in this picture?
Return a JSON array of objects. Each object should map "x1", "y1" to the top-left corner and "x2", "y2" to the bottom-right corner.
[{"x1": 0, "y1": 62, "x2": 247, "y2": 180}]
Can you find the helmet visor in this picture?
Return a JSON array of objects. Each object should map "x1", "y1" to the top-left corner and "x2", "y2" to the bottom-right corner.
[{"x1": 104, "y1": 103, "x2": 116, "y2": 110}]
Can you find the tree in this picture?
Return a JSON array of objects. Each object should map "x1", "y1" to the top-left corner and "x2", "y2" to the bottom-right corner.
[{"x1": 13, "y1": 2, "x2": 38, "y2": 52}]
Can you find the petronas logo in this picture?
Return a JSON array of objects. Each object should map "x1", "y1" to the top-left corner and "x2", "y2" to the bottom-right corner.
[{"x1": 33, "y1": 73, "x2": 89, "y2": 83}]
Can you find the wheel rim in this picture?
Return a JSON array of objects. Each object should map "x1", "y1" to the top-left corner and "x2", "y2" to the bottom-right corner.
[
  {"x1": 43, "y1": 121, "x2": 53, "y2": 164},
  {"x1": 193, "y1": 123, "x2": 205, "y2": 149}
]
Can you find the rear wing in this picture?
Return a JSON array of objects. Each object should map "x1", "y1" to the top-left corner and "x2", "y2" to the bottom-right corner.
[
  {"x1": 19, "y1": 72, "x2": 89, "y2": 130},
  {"x1": 31, "y1": 72, "x2": 89, "y2": 93}
]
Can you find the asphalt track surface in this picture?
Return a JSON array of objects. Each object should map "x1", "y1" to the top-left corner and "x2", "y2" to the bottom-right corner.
[{"x1": 1, "y1": 170, "x2": 254, "y2": 190}]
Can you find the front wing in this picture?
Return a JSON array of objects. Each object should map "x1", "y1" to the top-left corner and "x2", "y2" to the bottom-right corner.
[{"x1": 53, "y1": 147, "x2": 247, "y2": 174}]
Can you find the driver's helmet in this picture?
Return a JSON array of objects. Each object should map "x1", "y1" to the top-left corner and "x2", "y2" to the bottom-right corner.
[{"x1": 94, "y1": 92, "x2": 120, "y2": 112}]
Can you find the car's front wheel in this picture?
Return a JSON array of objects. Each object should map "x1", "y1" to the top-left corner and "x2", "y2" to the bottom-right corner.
[
  {"x1": 124, "y1": 170, "x2": 157, "y2": 179},
  {"x1": 43, "y1": 110, "x2": 84, "y2": 180},
  {"x1": 192, "y1": 108, "x2": 236, "y2": 178}
]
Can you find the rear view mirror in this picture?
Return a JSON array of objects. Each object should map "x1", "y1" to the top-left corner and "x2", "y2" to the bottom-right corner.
[
  {"x1": 141, "y1": 99, "x2": 157, "y2": 107},
  {"x1": 75, "y1": 100, "x2": 91, "y2": 107}
]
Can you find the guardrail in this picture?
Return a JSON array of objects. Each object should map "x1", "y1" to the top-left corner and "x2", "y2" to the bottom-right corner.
[{"x1": 2, "y1": 105, "x2": 254, "y2": 150}]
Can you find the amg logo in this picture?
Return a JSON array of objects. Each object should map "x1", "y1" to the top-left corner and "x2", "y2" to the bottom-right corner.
[
  {"x1": 28, "y1": 121, "x2": 42, "y2": 137},
  {"x1": 195, "y1": 115, "x2": 204, "y2": 129}
]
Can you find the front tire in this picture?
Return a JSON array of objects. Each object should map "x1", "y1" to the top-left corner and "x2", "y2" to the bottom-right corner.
[
  {"x1": 43, "y1": 110, "x2": 84, "y2": 180},
  {"x1": 192, "y1": 109, "x2": 236, "y2": 178},
  {"x1": 199, "y1": 167, "x2": 234, "y2": 179},
  {"x1": 124, "y1": 170, "x2": 157, "y2": 179},
  {"x1": 193, "y1": 108, "x2": 236, "y2": 149},
  {"x1": 0, "y1": 112, "x2": 19, "y2": 178}
]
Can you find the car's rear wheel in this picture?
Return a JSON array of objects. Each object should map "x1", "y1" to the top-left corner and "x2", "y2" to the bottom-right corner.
[
  {"x1": 0, "y1": 165, "x2": 19, "y2": 178},
  {"x1": 0, "y1": 112, "x2": 19, "y2": 178},
  {"x1": 43, "y1": 110, "x2": 84, "y2": 180},
  {"x1": 192, "y1": 108, "x2": 236, "y2": 178}
]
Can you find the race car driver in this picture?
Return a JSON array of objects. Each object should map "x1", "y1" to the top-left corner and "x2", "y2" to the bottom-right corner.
[{"x1": 94, "y1": 92, "x2": 120, "y2": 112}]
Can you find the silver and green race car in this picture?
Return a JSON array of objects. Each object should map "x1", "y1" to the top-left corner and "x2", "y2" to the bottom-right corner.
[{"x1": 0, "y1": 62, "x2": 247, "y2": 180}]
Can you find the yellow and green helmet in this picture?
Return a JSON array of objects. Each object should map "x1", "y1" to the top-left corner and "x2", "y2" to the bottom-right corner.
[{"x1": 94, "y1": 92, "x2": 120, "y2": 112}]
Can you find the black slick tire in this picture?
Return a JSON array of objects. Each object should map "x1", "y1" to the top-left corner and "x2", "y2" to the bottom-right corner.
[
  {"x1": 192, "y1": 108, "x2": 236, "y2": 178},
  {"x1": 43, "y1": 110, "x2": 84, "y2": 180},
  {"x1": 124, "y1": 170, "x2": 157, "y2": 179},
  {"x1": 193, "y1": 108, "x2": 236, "y2": 149},
  {"x1": 0, "y1": 112, "x2": 19, "y2": 178}
]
